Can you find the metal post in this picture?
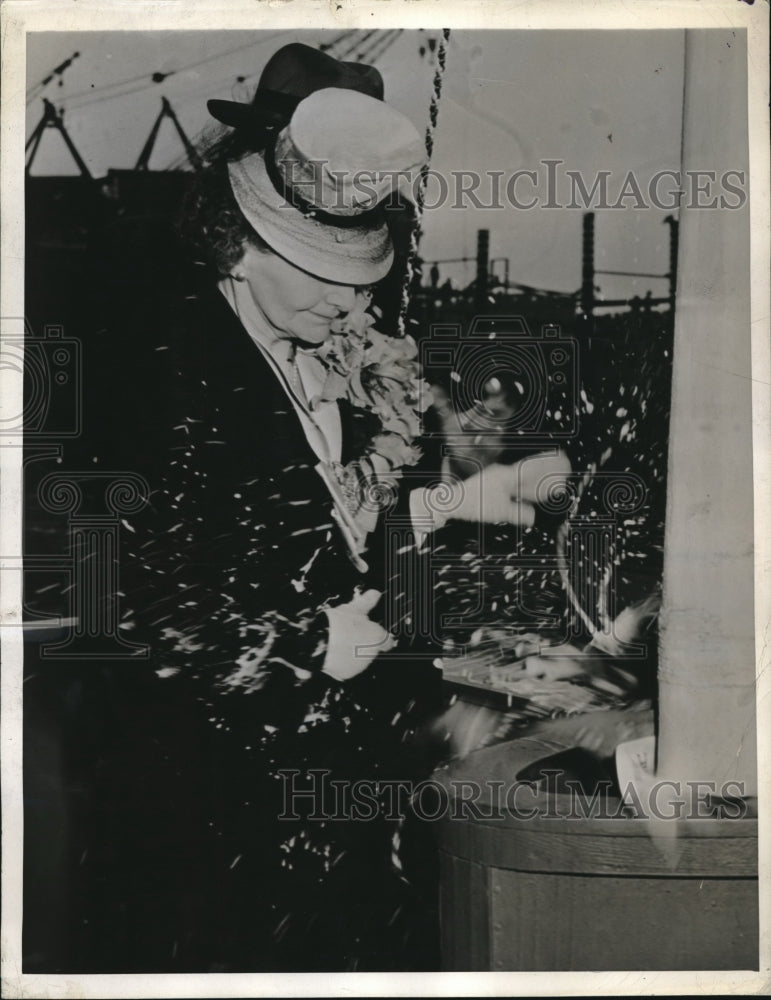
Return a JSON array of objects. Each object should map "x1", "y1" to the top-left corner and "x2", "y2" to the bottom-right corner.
[
  {"x1": 657, "y1": 30, "x2": 755, "y2": 793},
  {"x1": 475, "y1": 229, "x2": 490, "y2": 310},
  {"x1": 581, "y1": 212, "x2": 595, "y2": 321},
  {"x1": 135, "y1": 102, "x2": 167, "y2": 171},
  {"x1": 664, "y1": 214, "x2": 679, "y2": 312},
  {"x1": 163, "y1": 97, "x2": 203, "y2": 172}
]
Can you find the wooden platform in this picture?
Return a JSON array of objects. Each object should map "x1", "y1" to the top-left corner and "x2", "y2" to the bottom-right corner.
[{"x1": 433, "y1": 711, "x2": 758, "y2": 971}]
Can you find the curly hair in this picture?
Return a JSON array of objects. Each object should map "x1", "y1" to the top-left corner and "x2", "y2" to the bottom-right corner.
[{"x1": 178, "y1": 128, "x2": 274, "y2": 277}]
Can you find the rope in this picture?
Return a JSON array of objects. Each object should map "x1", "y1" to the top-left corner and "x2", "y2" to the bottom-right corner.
[{"x1": 397, "y1": 28, "x2": 451, "y2": 337}]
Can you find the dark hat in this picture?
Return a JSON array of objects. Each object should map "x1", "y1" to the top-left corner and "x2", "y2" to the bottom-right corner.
[{"x1": 207, "y1": 42, "x2": 384, "y2": 131}]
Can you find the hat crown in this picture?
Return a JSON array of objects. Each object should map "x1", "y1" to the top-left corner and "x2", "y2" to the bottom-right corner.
[
  {"x1": 289, "y1": 88, "x2": 424, "y2": 172},
  {"x1": 275, "y1": 88, "x2": 426, "y2": 215},
  {"x1": 225, "y1": 83, "x2": 427, "y2": 283}
]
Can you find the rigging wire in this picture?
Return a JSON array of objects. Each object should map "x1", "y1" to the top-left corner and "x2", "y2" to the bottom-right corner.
[
  {"x1": 160, "y1": 30, "x2": 367, "y2": 171},
  {"x1": 358, "y1": 29, "x2": 398, "y2": 65},
  {"x1": 319, "y1": 29, "x2": 357, "y2": 54},
  {"x1": 61, "y1": 79, "x2": 161, "y2": 113},
  {"x1": 159, "y1": 68, "x2": 256, "y2": 113},
  {"x1": 334, "y1": 30, "x2": 378, "y2": 61},
  {"x1": 51, "y1": 31, "x2": 295, "y2": 110},
  {"x1": 352, "y1": 29, "x2": 393, "y2": 64},
  {"x1": 26, "y1": 51, "x2": 81, "y2": 103},
  {"x1": 53, "y1": 29, "x2": 359, "y2": 119},
  {"x1": 366, "y1": 29, "x2": 403, "y2": 65}
]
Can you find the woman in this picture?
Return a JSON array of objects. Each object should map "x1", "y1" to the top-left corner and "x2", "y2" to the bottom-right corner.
[
  {"x1": 87, "y1": 49, "x2": 568, "y2": 972},
  {"x1": 85, "y1": 61, "x2": 442, "y2": 972}
]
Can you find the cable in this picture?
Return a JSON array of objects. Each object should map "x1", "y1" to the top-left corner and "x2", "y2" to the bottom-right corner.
[
  {"x1": 358, "y1": 30, "x2": 397, "y2": 65},
  {"x1": 319, "y1": 29, "x2": 357, "y2": 54},
  {"x1": 161, "y1": 30, "x2": 363, "y2": 170},
  {"x1": 162, "y1": 68, "x2": 254, "y2": 111},
  {"x1": 59, "y1": 69, "x2": 172, "y2": 106},
  {"x1": 61, "y1": 28, "x2": 378, "y2": 115},
  {"x1": 368, "y1": 29, "x2": 403, "y2": 66},
  {"x1": 353, "y1": 30, "x2": 391, "y2": 64},
  {"x1": 62, "y1": 32, "x2": 291, "y2": 105},
  {"x1": 63, "y1": 79, "x2": 160, "y2": 112},
  {"x1": 26, "y1": 51, "x2": 81, "y2": 103},
  {"x1": 334, "y1": 30, "x2": 378, "y2": 61},
  {"x1": 57, "y1": 31, "x2": 295, "y2": 109},
  {"x1": 168, "y1": 29, "x2": 294, "y2": 77}
]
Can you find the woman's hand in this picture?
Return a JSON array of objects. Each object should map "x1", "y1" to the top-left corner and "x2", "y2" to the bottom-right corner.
[
  {"x1": 509, "y1": 449, "x2": 571, "y2": 505},
  {"x1": 450, "y1": 462, "x2": 538, "y2": 525},
  {"x1": 322, "y1": 588, "x2": 396, "y2": 682},
  {"x1": 410, "y1": 463, "x2": 537, "y2": 529},
  {"x1": 417, "y1": 450, "x2": 571, "y2": 529}
]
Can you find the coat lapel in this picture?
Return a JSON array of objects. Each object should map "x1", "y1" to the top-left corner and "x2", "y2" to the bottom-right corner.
[{"x1": 185, "y1": 280, "x2": 324, "y2": 472}]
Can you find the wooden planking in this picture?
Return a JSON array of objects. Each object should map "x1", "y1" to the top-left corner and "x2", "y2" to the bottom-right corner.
[
  {"x1": 436, "y1": 816, "x2": 757, "y2": 877},
  {"x1": 438, "y1": 852, "x2": 491, "y2": 971},
  {"x1": 488, "y1": 867, "x2": 758, "y2": 971}
]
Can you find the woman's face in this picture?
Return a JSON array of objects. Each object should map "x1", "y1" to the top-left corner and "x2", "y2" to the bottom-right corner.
[{"x1": 238, "y1": 241, "x2": 362, "y2": 345}]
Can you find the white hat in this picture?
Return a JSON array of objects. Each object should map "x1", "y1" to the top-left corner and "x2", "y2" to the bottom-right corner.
[{"x1": 227, "y1": 88, "x2": 426, "y2": 285}]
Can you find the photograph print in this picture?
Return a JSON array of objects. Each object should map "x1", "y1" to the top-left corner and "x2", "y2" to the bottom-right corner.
[{"x1": 5, "y1": 10, "x2": 764, "y2": 986}]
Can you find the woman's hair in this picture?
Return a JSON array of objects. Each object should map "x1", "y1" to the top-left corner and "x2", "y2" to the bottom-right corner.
[{"x1": 178, "y1": 128, "x2": 273, "y2": 277}]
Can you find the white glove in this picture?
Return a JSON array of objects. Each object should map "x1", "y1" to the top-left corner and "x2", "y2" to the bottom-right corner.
[
  {"x1": 451, "y1": 463, "x2": 537, "y2": 525},
  {"x1": 410, "y1": 464, "x2": 535, "y2": 529},
  {"x1": 410, "y1": 451, "x2": 570, "y2": 531},
  {"x1": 322, "y1": 588, "x2": 396, "y2": 682}
]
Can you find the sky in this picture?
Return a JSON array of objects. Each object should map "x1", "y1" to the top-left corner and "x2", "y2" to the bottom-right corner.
[{"x1": 26, "y1": 28, "x2": 687, "y2": 301}]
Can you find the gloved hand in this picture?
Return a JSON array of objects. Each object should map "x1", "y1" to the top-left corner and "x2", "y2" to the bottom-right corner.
[
  {"x1": 450, "y1": 462, "x2": 538, "y2": 525},
  {"x1": 322, "y1": 588, "x2": 396, "y2": 682},
  {"x1": 410, "y1": 463, "x2": 536, "y2": 529},
  {"x1": 411, "y1": 451, "x2": 571, "y2": 530}
]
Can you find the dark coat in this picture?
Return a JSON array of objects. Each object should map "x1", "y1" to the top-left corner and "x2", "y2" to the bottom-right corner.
[{"x1": 76, "y1": 270, "x2": 443, "y2": 971}]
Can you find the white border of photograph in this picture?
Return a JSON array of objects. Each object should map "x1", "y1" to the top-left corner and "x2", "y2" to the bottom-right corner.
[{"x1": 2, "y1": 1, "x2": 769, "y2": 996}]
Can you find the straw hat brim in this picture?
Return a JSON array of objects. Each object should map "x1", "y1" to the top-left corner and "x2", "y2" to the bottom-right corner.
[{"x1": 228, "y1": 153, "x2": 394, "y2": 286}]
